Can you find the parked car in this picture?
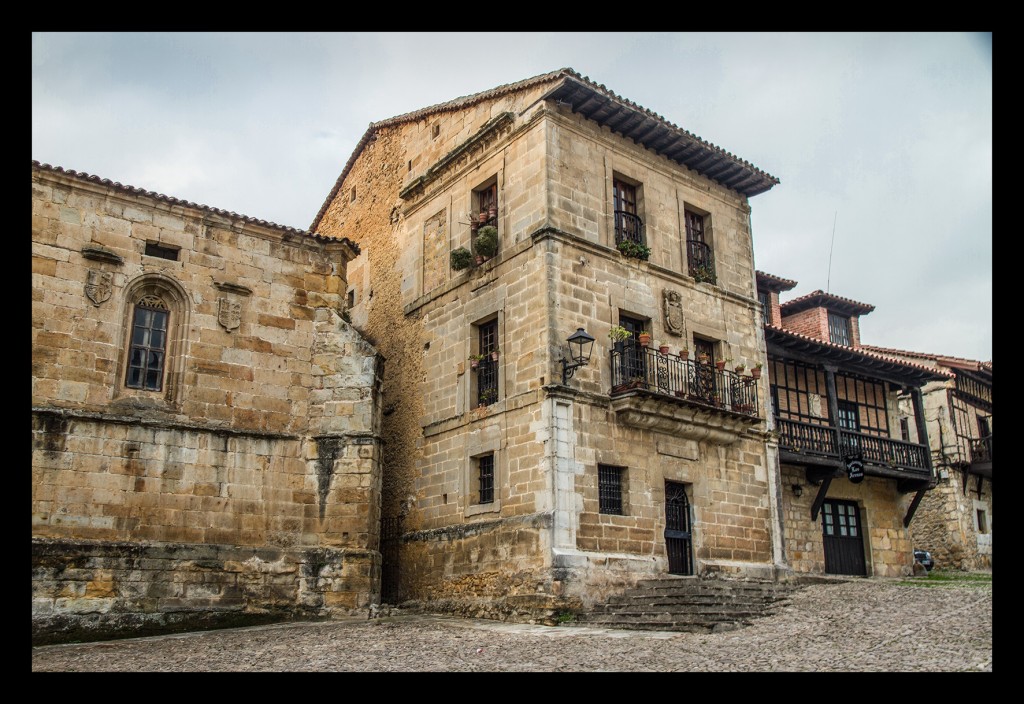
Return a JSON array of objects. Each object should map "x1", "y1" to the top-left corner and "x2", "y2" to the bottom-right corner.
[{"x1": 914, "y1": 548, "x2": 935, "y2": 571}]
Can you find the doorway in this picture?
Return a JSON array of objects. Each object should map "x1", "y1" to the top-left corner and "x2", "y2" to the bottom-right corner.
[
  {"x1": 665, "y1": 481, "x2": 693, "y2": 575},
  {"x1": 821, "y1": 499, "x2": 867, "y2": 576}
]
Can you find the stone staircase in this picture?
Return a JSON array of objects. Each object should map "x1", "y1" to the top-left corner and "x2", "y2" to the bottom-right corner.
[{"x1": 570, "y1": 577, "x2": 800, "y2": 633}]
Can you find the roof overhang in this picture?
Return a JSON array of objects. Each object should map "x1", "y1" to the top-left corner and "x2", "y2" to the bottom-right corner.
[
  {"x1": 765, "y1": 326, "x2": 951, "y2": 386},
  {"x1": 541, "y1": 77, "x2": 779, "y2": 197}
]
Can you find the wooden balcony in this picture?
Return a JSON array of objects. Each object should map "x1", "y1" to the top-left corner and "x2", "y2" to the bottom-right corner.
[
  {"x1": 775, "y1": 416, "x2": 932, "y2": 483},
  {"x1": 969, "y1": 435, "x2": 992, "y2": 477},
  {"x1": 609, "y1": 347, "x2": 761, "y2": 445}
]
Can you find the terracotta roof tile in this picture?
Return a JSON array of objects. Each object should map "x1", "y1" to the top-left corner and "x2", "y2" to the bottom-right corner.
[
  {"x1": 766, "y1": 324, "x2": 953, "y2": 379},
  {"x1": 756, "y1": 270, "x2": 798, "y2": 291},
  {"x1": 33, "y1": 161, "x2": 359, "y2": 254},
  {"x1": 310, "y1": 67, "x2": 779, "y2": 232},
  {"x1": 860, "y1": 344, "x2": 992, "y2": 373},
  {"x1": 779, "y1": 289, "x2": 875, "y2": 316}
]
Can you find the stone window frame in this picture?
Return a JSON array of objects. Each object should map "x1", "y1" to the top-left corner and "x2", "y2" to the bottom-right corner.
[
  {"x1": 465, "y1": 441, "x2": 503, "y2": 518},
  {"x1": 682, "y1": 203, "x2": 715, "y2": 282},
  {"x1": 464, "y1": 303, "x2": 505, "y2": 414},
  {"x1": 598, "y1": 463, "x2": 628, "y2": 516},
  {"x1": 611, "y1": 171, "x2": 646, "y2": 249},
  {"x1": 113, "y1": 272, "x2": 190, "y2": 407}
]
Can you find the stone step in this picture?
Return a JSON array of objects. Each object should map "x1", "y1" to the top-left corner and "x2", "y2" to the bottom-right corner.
[{"x1": 572, "y1": 578, "x2": 800, "y2": 633}]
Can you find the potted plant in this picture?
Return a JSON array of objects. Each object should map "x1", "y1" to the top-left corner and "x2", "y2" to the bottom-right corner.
[
  {"x1": 698, "y1": 352, "x2": 710, "y2": 365},
  {"x1": 450, "y1": 247, "x2": 472, "y2": 271},
  {"x1": 638, "y1": 332, "x2": 652, "y2": 347},
  {"x1": 474, "y1": 225, "x2": 498, "y2": 259},
  {"x1": 659, "y1": 343, "x2": 670, "y2": 355},
  {"x1": 734, "y1": 362, "x2": 745, "y2": 374},
  {"x1": 715, "y1": 357, "x2": 727, "y2": 371},
  {"x1": 468, "y1": 353, "x2": 485, "y2": 369},
  {"x1": 477, "y1": 211, "x2": 489, "y2": 225},
  {"x1": 609, "y1": 325, "x2": 632, "y2": 353},
  {"x1": 751, "y1": 362, "x2": 763, "y2": 380},
  {"x1": 616, "y1": 239, "x2": 651, "y2": 261},
  {"x1": 678, "y1": 346, "x2": 689, "y2": 360},
  {"x1": 478, "y1": 387, "x2": 497, "y2": 407},
  {"x1": 487, "y1": 204, "x2": 497, "y2": 220},
  {"x1": 490, "y1": 348, "x2": 500, "y2": 361}
]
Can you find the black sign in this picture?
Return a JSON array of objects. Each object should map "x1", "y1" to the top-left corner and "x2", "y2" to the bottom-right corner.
[{"x1": 845, "y1": 452, "x2": 865, "y2": 484}]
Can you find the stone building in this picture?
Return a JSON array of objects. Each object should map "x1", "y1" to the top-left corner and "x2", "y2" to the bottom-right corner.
[
  {"x1": 756, "y1": 273, "x2": 951, "y2": 577},
  {"x1": 310, "y1": 68, "x2": 784, "y2": 620},
  {"x1": 31, "y1": 161, "x2": 383, "y2": 644},
  {"x1": 859, "y1": 346, "x2": 992, "y2": 571}
]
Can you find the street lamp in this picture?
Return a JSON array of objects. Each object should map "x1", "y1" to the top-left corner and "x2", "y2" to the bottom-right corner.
[{"x1": 561, "y1": 327, "x2": 595, "y2": 384}]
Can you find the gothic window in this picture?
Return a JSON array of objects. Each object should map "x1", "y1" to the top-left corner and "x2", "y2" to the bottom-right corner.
[{"x1": 125, "y1": 295, "x2": 169, "y2": 391}]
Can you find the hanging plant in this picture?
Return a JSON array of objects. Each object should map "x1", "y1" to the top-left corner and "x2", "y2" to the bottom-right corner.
[
  {"x1": 450, "y1": 246, "x2": 473, "y2": 271},
  {"x1": 474, "y1": 225, "x2": 498, "y2": 258}
]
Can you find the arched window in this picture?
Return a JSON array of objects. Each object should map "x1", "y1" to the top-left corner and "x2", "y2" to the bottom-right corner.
[
  {"x1": 125, "y1": 294, "x2": 170, "y2": 391},
  {"x1": 116, "y1": 274, "x2": 189, "y2": 406}
]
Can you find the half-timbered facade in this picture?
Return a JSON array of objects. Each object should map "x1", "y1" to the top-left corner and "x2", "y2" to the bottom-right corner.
[
  {"x1": 861, "y1": 346, "x2": 992, "y2": 571},
  {"x1": 757, "y1": 279, "x2": 950, "y2": 577}
]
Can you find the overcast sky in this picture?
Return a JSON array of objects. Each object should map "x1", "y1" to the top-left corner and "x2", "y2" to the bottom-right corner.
[{"x1": 32, "y1": 32, "x2": 992, "y2": 362}]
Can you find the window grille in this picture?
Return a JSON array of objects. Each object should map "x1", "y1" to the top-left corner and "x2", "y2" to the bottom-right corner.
[
  {"x1": 598, "y1": 464, "x2": 624, "y2": 515},
  {"x1": 478, "y1": 454, "x2": 494, "y2": 504}
]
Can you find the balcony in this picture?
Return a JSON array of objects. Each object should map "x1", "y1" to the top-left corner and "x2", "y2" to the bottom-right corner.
[
  {"x1": 775, "y1": 416, "x2": 931, "y2": 481},
  {"x1": 969, "y1": 435, "x2": 992, "y2": 476},
  {"x1": 614, "y1": 211, "x2": 644, "y2": 246},
  {"x1": 609, "y1": 346, "x2": 761, "y2": 445},
  {"x1": 687, "y1": 239, "x2": 716, "y2": 284}
]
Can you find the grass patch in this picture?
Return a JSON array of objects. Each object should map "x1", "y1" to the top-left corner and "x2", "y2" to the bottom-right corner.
[{"x1": 895, "y1": 570, "x2": 992, "y2": 588}]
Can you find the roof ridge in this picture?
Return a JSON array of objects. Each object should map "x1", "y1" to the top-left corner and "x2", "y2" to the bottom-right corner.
[{"x1": 32, "y1": 160, "x2": 355, "y2": 250}]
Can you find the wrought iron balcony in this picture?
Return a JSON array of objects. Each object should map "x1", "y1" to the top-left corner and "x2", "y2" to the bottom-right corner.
[
  {"x1": 775, "y1": 416, "x2": 931, "y2": 477},
  {"x1": 614, "y1": 211, "x2": 644, "y2": 246},
  {"x1": 609, "y1": 346, "x2": 760, "y2": 417},
  {"x1": 475, "y1": 358, "x2": 499, "y2": 407},
  {"x1": 687, "y1": 239, "x2": 716, "y2": 283}
]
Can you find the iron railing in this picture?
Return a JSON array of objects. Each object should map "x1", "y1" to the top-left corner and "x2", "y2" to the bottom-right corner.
[
  {"x1": 609, "y1": 345, "x2": 760, "y2": 417},
  {"x1": 475, "y1": 358, "x2": 499, "y2": 406},
  {"x1": 775, "y1": 416, "x2": 930, "y2": 474},
  {"x1": 614, "y1": 211, "x2": 644, "y2": 246},
  {"x1": 687, "y1": 239, "x2": 716, "y2": 282}
]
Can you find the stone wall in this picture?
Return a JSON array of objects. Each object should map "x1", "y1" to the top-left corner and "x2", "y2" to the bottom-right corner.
[
  {"x1": 780, "y1": 465, "x2": 915, "y2": 577},
  {"x1": 32, "y1": 163, "x2": 383, "y2": 643},
  {"x1": 313, "y1": 78, "x2": 777, "y2": 618}
]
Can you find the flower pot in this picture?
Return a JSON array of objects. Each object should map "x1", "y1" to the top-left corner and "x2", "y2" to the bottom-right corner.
[
  {"x1": 490, "y1": 351, "x2": 499, "y2": 361},
  {"x1": 488, "y1": 205, "x2": 497, "y2": 219},
  {"x1": 698, "y1": 354, "x2": 710, "y2": 365},
  {"x1": 679, "y1": 350, "x2": 689, "y2": 360},
  {"x1": 751, "y1": 368, "x2": 762, "y2": 380},
  {"x1": 734, "y1": 366, "x2": 745, "y2": 374},
  {"x1": 478, "y1": 212, "x2": 488, "y2": 224},
  {"x1": 715, "y1": 361, "x2": 726, "y2": 371},
  {"x1": 659, "y1": 345, "x2": 670, "y2": 354},
  {"x1": 638, "y1": 333, "x2": 651, "y2": 347},
  {"x1": 475, "y1": 255, "x2": 484, "y2": 266}
]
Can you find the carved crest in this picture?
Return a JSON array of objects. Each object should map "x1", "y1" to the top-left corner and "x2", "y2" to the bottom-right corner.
[
  {"x1": 217, "y1": 296, "x2": 241, "y2": 332},
  {"x1": 663, "y1": 289, "x2": 685, "y2": 336},
  {"x1": 84, "y1": 269, "x2": 113, "y2": 306}
]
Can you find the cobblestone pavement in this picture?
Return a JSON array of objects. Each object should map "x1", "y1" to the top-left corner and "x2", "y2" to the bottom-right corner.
[{"x1": 31, "y1": 578, "x2": 992, "y2": 672}]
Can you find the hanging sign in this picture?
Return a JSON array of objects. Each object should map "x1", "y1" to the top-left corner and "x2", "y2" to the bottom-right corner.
[{"x1": 845, "y1": 452, "x2": 865, "y2": 484}]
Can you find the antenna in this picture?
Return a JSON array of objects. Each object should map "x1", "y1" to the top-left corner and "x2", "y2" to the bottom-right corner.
[{"x1": 826, "y1": 211, "x2": 837, "y2": 293}]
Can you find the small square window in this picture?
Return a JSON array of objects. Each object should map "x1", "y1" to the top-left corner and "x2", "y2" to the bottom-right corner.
[
  {"x1": 144, "y1": 242, "x2": 179, "y2": 261},
  {"x1": 828, "y1": 312, "x2": 851, "y2": 346},
  {"x1": 598, "y1": 464, "x2": 625, "y2": 515},
  {"x1": 976, "y1": 509, "x2": 988, "y2": 534}
]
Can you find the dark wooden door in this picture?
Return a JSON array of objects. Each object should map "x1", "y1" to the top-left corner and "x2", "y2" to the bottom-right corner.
[
  {"x1": 665, "y1": 481, "x2": 693, "y2": 575},
  {"x1": 822, "y1": 499, "x2": 866, "y2": 576}
]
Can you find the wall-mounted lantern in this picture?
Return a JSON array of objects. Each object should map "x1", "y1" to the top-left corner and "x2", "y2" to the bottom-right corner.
[
  {"x1": 561, "y1": 327, "x2": 595, "y2": 384},
  {"x1": 791, "y1": 483, "x2": 803, "y2": 498}
]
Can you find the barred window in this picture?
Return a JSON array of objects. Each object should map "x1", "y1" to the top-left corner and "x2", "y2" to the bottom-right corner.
[
  {"x1": 476, "y1": 319, "x2": 499, "y2": 406},
  {"x1": 758, "y1": 290, "x2": 771, "y2": 325},
  {"x1": 598, "y1": 464, "x2": 625, "y2": 515},
  {"x1": 477, "y1": 454, "x2": 494, "y2": 505}
]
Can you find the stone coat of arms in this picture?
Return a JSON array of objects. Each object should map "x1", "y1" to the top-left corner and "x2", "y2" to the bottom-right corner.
[
  {"x1": 663, "y1": 289, "x2": 685, "y2": 336},
  {"x1": 218, "y1": 296, "x2": 241, "y2": 332},
  {"x1": 85, "y1": 269, "x2": 113, "y2": 306}
]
